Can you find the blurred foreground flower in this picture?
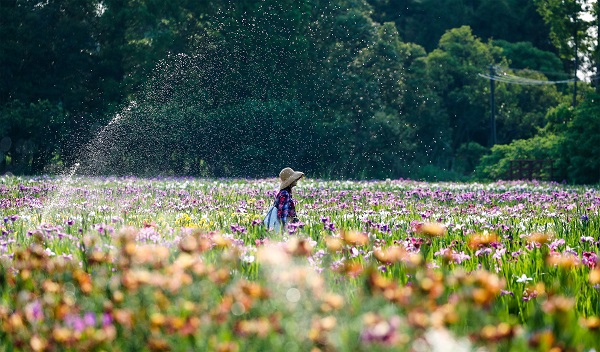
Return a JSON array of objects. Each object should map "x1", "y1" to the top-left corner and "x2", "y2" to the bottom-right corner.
[
  {"x1": 467, "y1": 232, "x2": 499, "y2": 249},
  {"x1": 477, "y1": 323, "x2": 517, "y2": 343},
  {"x1": 590, "y1": 267, "x2": 600, "y2": 285},
  {"x1": 541, "y1": 295, "x2": 575, "y2": 314},
  {"x1": 416, "y1": 223, "x2": 447, "y2": 237},
  {"x1": 257, "y1": 245, "x2": 291, "y2": 266},
  {"x1": 360, "y1": 313, "x2": 405, "y2": 346},
  {"x1": 341, "y1": 230, "x2": 369, "y2": 246},
  {"x1": 373, "y1": 246, "x2": 407, "y2": 264},
  {"x1": 285, "y1": 237, "x2": 313, "y2": 256},
  {"x1": 579, "y1": 316, "x2": 600, "y2": 330},
  {"x1": 308, "y1": 315, "x2": 337, "y2": 346},
  {"x1": 526, "y1": 232, "x2": 550, "y2": 245},
  {"x1": 324, "y1": 236, "x2": 343, "y2": 253},
  {"x1": 546, "y1": 253, "x2": 579, "y2": 269}
]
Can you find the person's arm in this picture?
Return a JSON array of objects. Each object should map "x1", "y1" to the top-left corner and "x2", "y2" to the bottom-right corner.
[{"x1": 277, "y1": 190, "x2": 291, "y2": 224}]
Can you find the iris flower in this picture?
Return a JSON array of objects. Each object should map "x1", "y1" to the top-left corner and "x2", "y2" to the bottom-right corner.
[{"x1": 515, "y1": 274, "x2": 533, "y2": 283}]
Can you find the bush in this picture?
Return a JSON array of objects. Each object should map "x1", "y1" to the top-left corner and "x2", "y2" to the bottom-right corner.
[
  {"x1": 560, "y1": 94, "x2": 600, "y2": 184},
  {"x1": 474, "y1": 134, "x2": 561, "y2": 181},
  {"x1": 453, "y1": 142, "x2": 489, "y2": 176}
]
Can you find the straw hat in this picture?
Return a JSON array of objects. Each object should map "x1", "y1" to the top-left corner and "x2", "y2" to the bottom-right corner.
[{"x1": 279, "y1": 167, "x2": 304, "y2": 190}]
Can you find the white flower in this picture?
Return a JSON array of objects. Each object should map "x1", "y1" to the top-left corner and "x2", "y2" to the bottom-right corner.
[
  {"x1": 515, "y1": 274, "x2": 533, "y2": 283},
  {"x1": 45, "y1": 248, "x2": 56, "y2": 257}
]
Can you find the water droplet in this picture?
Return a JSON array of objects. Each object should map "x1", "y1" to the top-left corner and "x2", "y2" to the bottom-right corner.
[{"x1": 286, "y1": 287, "x2": 301, "y2": 303}]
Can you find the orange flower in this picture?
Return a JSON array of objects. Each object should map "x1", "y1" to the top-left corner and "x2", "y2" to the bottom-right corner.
[
  {"x1": 373, "y1": 246, "x2": 407, "y2": 264},
  {"x1": 88, "y1": 250, "x2": 110, "y2": 265},
  {"x1": 147, "y1": 337, "x2": 170, "y2": 352},
  {"x1": 212, "y1": 235, "x2": 232, "y2": 248},
  {"x1": 150, "y1": 313, "x2": 167, "y2": 328},
  {"x1": 542, "y1": 296, "x2": 575, "y2": 314},
  {"x1": 52, "y1": 327, "x2": 72, "y2": 343},
  {"x1": 285, "y1": 237, "x2": 313, "y2": 256},
  {"x1": 321, "y1": 293, "x2": 344, "y2": 312},
  {"x1": 368, "y1": 270, "x2": 394, "y2": 291},
  {"x1": 240, "y1": 281, "x2": 269, "y2": 299},
  {"x1": 177, "y1": 317, "x2": 200, "y2": 336},
  {"x1": 325, "y1": 236, "x2": 343, "y2": 253},
  {"x1": 546, "y1": 254, "x2": 579, "y2": 269},
  {"x1": 468, "y1": 232, "x2": 499, "y2": 249},
  {"x1": 4, "y1": 313, "x2": 24, "y2": 333},
  {"x1": 216, "y1": 341, "x2": 239, "y2": 352},
  {"x1": 308, "y1": 316, "x2": 337, "y2": 345},
  {"x1": 528, "y1": 330, "x2": 555, "y2": 349},
  {"x1": 30, "y1": 335, "x2": 47, "y2": 352},
  {"x1": 113, "y1": 309, "x2": 133, "y2": 328},
  {"x1": 341, "y1": 230, "x2": 369, "y2": 246},
  {"x1": 235, "y1": 317, "x2": 275, "y2": 337},
  {"x1": 416, "y1": 222, "x2": 447, "y2": 237},
  {"x1": 465, "y1": 270, "x2": 505, "y2": 306},
  {"x1": 73, "y1": 269, "x2": 93, "y2": 294},
  {"x1": 257, "y1": 246, "x2": 291, "y2": 266},
  {"x1": 407, "y1": 309, "x2": 429, "y2": 329},
  {"x1": 589, "y1": 268, "x2": 600, "y2": 285},
  {"x1": 479, "y1": 323, "x2": 515, "y2": 342},
  {"x1": 132, "y1": 245, "x2": 170, "y2": 267},
  {"x1": 527, "y1": 232, "x2": 550, "y2": 245},
  {"x1": 178, "y1": 235, "x2": 198, "y2": 253},
  {"x1": 42, "y1": 280, "x2": 61, "y2": 294},
  {"x1": 342, "y1": 261, "x2": 364, "y2": 278},
  {"x1": 171, "y1": 253, "x2": 195, "y2": 271},
  {"x1": 580, "y1": 316, "x2": 600, "y2": 330}
]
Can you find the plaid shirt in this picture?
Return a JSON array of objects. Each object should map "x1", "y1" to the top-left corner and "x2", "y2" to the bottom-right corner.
[{"x1": 276, "y1": 189, "x2": 296, "y2": 224}]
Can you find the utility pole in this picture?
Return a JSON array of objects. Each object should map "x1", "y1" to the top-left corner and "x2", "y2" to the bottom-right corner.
[{"x1": 489, "y1": 64, "x2": 496, "y2": 146}]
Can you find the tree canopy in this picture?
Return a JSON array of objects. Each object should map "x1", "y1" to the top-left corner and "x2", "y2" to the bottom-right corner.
[{"x1": 1, "y1": 0, "x2": 598, "y2": 183}]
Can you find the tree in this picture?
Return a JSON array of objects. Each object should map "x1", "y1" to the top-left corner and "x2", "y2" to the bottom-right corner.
[
  {"x1": 535, "y1": 0, "x2": 594, "y2": 105},
  {"x1": 426, "y1": 26, "x2": 496, "y2": 152},
  {"x1": 0, "y1": 100, "x2": 67, "y2": 173},
  {"x1": 367, "y1": 0, "x2": 555, "y2": 54},
  {"x1": 489, "y1": 66, "x2": 566, "y2": 144},
  {"x1": 333, "y1": 21, "x2": 416, "y2": 177},
  {"x1": 492, "y1": 40, "x2": 566, "y2": 78},
  {"x1": 0, "y1": 0, "x2": 108, "y2": 173},
  {"x1": 561, "y1": 93, "x2": 600, "y2": 183},
  {"x1": 0, "y1": 0, "x2": 101, "y2": 110},
  {"x1": 401, "y1": 41, "x2": 451, "y2": 168},
  {"x1": 472, "y1": 0, "x2": 555, "y2": 52}
]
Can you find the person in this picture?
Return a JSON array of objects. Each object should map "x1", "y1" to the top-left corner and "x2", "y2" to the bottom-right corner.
[{"x1": 275, "y1": 167, "x2": 304, "y2": 228}]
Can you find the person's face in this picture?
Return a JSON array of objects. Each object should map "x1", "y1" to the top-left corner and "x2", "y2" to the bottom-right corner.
[{"x1": 291, "y1": 180, "x2": 297, "y2": 188}]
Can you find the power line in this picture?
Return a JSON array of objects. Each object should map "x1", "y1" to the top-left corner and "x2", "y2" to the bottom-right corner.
[
  {"x1": 496, "y1": 66, "x2": 574, "y2": 78},
  {"x1": 477, "y1": 73, "x2": 576, "y2": 85},
  {"x1": 480, "y1": 65, "x2": 599, "y2": 84},
  {"x1": 481, "y1": 64, "x2": 577, "y2": 148}
]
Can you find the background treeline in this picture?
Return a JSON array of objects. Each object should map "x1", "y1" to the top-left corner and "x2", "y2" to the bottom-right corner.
[{"x1": 0, "y1": 0, "x2": 598, "y2": 183}]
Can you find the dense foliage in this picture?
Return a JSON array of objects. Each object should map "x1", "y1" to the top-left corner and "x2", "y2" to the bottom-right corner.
[{"x1": 0, "y1": 0, "x2": 598, "y2": 183}]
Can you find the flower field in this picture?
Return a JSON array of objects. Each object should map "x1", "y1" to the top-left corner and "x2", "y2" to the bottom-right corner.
[{"x1": 1, "y1": 176, "x2": 599, "y2": 351}]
